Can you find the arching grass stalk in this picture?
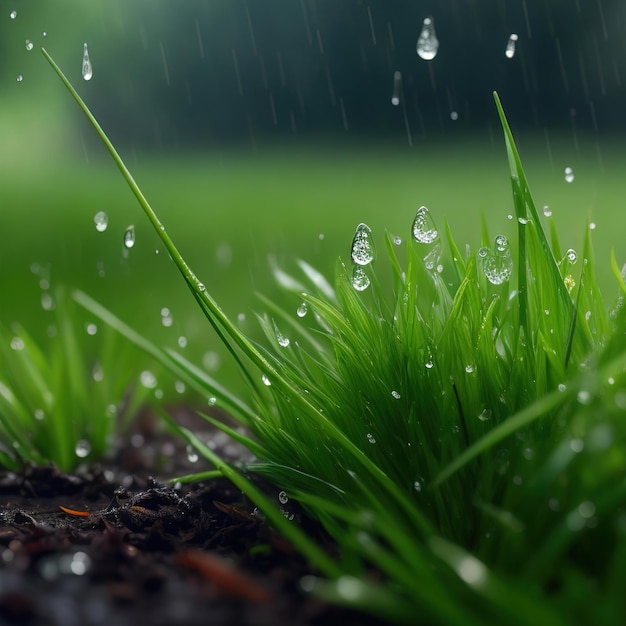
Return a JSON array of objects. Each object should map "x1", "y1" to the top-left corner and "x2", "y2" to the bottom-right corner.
[{"x1": 45, "y1": 47, "x2": 626, "y2": 625}]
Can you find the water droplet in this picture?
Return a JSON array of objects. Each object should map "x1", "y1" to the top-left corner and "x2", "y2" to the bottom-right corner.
[
  {"x1": 16, "y1": 75, "x2": 23, "y2": 83},
  {"x1": 589, "y1": 222, "x2": 596, "y2": 230},
  {"x1": 480, "y1": 235, "x2": 513, "y2": 285},
  {"x1": 564, "y1": 166, "x2": 575, "y2": 183},
  {"x1": 276, "y1": 332, "x2": 290, "y2": 348},
  {"x1": 450, "y1": 111, "x2": 458, "y2": 121},
  {"x1": 177, "y1": 336, "x2": 187, "y2": 348},
  {"x1": 161, "y1": 307, "x2": 173, "y2": 327},
  {"x1": 391, "y1": 70, "x2": 401, "y2": 106},
  {"x1": 517, "y1": 217, "x2": 530, "y2": 225},
  {"x1": 86, "y1": 323, "x2": 97, "y2": 336},
  {"x1": 203, "y1": 351, "x2": 221, "y2": 371},
  {"x1": 478, "y1": 409, "x2": 491, "y2": 422},
  {"x1": 82, "y1": 42, "x2": 93, "y2": 81},
  {"x1": 262, "y1": 374, "x2": 271, "y2": 386},
  {"x1": 34, "y1": 409, "x2": 45, "y2": 421},
  {"x1": 175, "y1": 380, "x2": 186, "y2": 394},
  {"x1": 570, "y1": 438, "x2": 584, "y2": 453},
  {"x1": 351, "y1": 223, "x2": 375, "y2": 265},
  {"x1": 465, "y1": 364, "x2": 475, "y2": 373},
  {"x1": 140, "y1": 370, "x2": 157, "y2": 389},
  {"x1": 75, "y1": 439, "x2": 91, "y2": 458},
  {"x1": 393, "y1": 235, "x2": 402, "y2": 245},
  {"x1": 413, "y1": 478, "x2": 423, "y2": 492},
  {"x1": 543, "y1": 205, "x2": 552, "y2": 217},
  {"x1": 564, "y1": 275, "x2": 576, "y2": 292},
  {"x1": 366, "y1": 433, "x2": 377, "y2": 444},
  {"x1": 25, "y1": 40, "x2": 33, "y2": 51},
  {"x1": 505, "y1": 33, "x2": 518, "y2": 58},
  {"x1": 123, "y1": 225, "x2": 135, "y2": 248},
  {"x1": 208, "y1": 396, "x2": 217, "y2": 406},
  {"x1": 92, "y1": 362, "x2": 103, "y2": 382},
  {"x1": 411, "y1": 206, "x2": 438, "y2": 244},
  {"x1": 351, "y1": 265, "x2": 371, "y2": 291},
  {"x1": 93, "y1": 211, "x2": 108, "y2": 232},
  {"x1": 10, "y1": 10, "x2": 17, "y2": 19},
  {"x1": 577, "y1": 389, "x2": 592, "y2": 404},
  {"x1": 391, "y1": 390, "x2": 401, "y2": 400},
  {"x1": 416, "y1": 17, "x2": 439, "y2": 60},
  {"x1": 297, "y1": 302, "x2": 308, "y2": 318},
  {"x1": 425, "y1": 361, "x2": 434, "y2": 369},
  {"x1": 10, "y1": 337, "x2": 24, "y2": 351},
  {"x1": 237, "y1": 313, "x2": 246, "y2": 323},
  {"x1": 558, "y1": 383, "x2": 567, "y2": 392},
  {"x1": 278, "y1": 490, "x2": 289, "y2": 505},
  {"x1": 186, "y1": 445, "x2": 199, "y2": 463}
]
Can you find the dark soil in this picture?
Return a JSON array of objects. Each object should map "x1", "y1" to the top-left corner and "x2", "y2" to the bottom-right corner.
[{"x1": 0, "y1": 408, "x2": 387, "y2": 626}]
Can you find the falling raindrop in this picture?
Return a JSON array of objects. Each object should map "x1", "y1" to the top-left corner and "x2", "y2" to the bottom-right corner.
[
  {"x1": 16, "y1": 75, "x2": 23, "y2": 83},
  {"x1": 391, "y1": 70, "x2": 401, "y2": 106},
  {"x1": 352, "y1": 265, "x2": 371, "y2": 291},
  {"x1": 9, "y1": 10, "x2": 17, "y2": 19},
  {"x1": 186, "y1": 445, "x2": 199, "y2": 463},
  {"x1": 25, "y1": 40, "x2": 33, "y2": 51},
  {"x1": 505, "y1": 34, "x2": 518, "y2": 58},
  {"x1": 411, "y1": 206, "x2": 438, "y2": 244},
  {"x1": 82, "y1": 42, "x2": 93, "y2": 81},
  {"x1": 416, "y1": 17, "x2": 439, "y2": 60},
  {"x1": 86, "y1": 323, "x2": 97, "y2": 336},
  {"x1": 93, "y1": 211, "x2": 108, "y2": 232},
  {"x1": 481, "y1": 235, "x2": 513, "y2": 285},
  {"x1": 351, "y1": 223, "x2": 375, "y2": 265},
  {"x1": 123, "y1": 225, "x2": 135, "y2": 248},
  {"x1": 564, "y1": 166, "x2": 575, "y2": 183},
  {"x1": 75, "y1": 440, "x2": 91, "y2": 458},
  {"x1": 296, "y1": 302, "x2": 308, "y2": 318}
]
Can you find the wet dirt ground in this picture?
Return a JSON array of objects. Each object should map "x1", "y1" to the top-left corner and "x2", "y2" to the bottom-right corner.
[{"x1": 0, "y1": 408, "x2": 386, "y2": 626}]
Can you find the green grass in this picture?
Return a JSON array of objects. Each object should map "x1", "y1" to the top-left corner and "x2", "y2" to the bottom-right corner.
[
  {"x1": 0, "y1": 288, "x2": 149, "y2": 471},
  {"x1": 38, "y1": 46, "x2": 626, "y2": 624}
]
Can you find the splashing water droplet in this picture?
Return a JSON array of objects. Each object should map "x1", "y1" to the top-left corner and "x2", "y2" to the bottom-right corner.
[
  {"x1": 481, "y1": 235, "x2": 513, "y2": 285},
  {"x1": 564, "y1": 166, "x2": 575, "y2": 183},
  {"x1": 351, "y1": 223, "x2": 375, "y2": 265},
  {"x1": 93, "y1": 211, "x2": 108, "y2": 232},
  {"x1": 391, "y1": 70, "x2": 401, "y2": 106},
  {"x1": 82, "y1": 42, "x2": 93, "y2": 81},
  {"x1": 10, "y1": 10, "x2": 17, "y2": 19},
  {"x1": 505, "y1": 33, "x2": 518, "y2": 58},
  {"x1": 297, "y1": 302, "x2": 308, "y2": 318},
  {"x1": 75, "y1": 440, "x2": 91, "y2": 458},
  {"x1": 351, "y1": 265, "x2": 371, "y2": 291},
  {"x1": 123, "y1": 225, "x2": 135, "y2": 248},
  {"x1": 411, "y1": 206, "x2": 438, "y2": 244},
  {"x1": 278, "y1": 491, "x2": 289, "y2": 505},
  {"x1": 25, "y1": 40, "x2": 33, "y2": 51},
  {"x1": 416, "y1": 17, "x2": 439, "y2": 60}
]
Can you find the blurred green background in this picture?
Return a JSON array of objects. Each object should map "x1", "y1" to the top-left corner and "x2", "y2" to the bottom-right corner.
[{"x1": 1, "y1": 1, "x2": 625, "y2": 396}]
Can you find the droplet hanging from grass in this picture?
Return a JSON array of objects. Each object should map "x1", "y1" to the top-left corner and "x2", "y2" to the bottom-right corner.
[
  {"x1": 351, "y1": 223, "x2": 375, "y2": 265},
  {"x1": 75, "y1": 440, "x2": 91, "y2": 458},
  {"x1": 505, "y1": 34, "x2": 518, "y2": 58},
  {"x1": 296, "y1": 302, "x2": 308, "y2": 318},
  {"x1": 480, "y1": 235, "x2": 513, "y2": 285},
  {"x1": 416, "y1": 17, "x2": 438, "y2": 60},
  {"x1": 412, "y1": 206, "x2": 438, "y2": 244},
  {"x1": 352, "y1": 265, "x2": 371, "y2": 291},
  {"x1": 82, "y1": 43, "x2": 93, "y2": 81}
]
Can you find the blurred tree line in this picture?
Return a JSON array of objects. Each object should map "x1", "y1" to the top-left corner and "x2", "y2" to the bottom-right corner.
[{"x1": 2, "y1": 0, "x2": 625, "y2": 149}]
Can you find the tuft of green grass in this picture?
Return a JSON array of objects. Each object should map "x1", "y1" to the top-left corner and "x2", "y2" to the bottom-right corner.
[
  {"x1": 44, "y1": 47, "x2": 626, "y2": 624},
  {"x1": 0, "y1": 287, "x2": 149, "y2": 472}
]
